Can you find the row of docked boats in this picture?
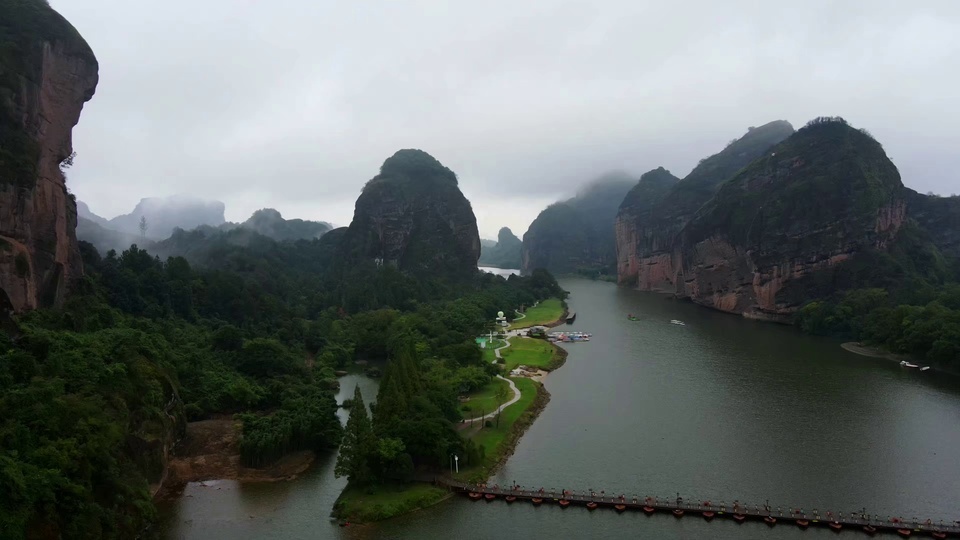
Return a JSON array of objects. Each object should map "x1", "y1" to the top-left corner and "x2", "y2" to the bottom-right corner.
[
  {"x1": 900, "y1": 360, "x2": 932, "y2": 371},
  {"x1": 547, "y1": 331, "x2": 591, "y2": 342}
]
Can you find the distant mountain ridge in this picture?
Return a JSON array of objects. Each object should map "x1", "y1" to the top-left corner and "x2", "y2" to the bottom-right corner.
[
  {"x1": 479, "y1": 227, "x2": 522, "y2": 269},
  {"x1": 521, "y1": 171, "x2": 635, "y2": 276}
]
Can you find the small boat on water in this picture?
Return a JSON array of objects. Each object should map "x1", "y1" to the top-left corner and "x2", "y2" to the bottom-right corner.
[
  {"x1": 796, "y1": 519, "x2": 809, "y2": 529},
  {"x1": 468, "y1": 492, "x2": 482, "y2": 501},
  {"x1": 702, "y1": 511, "x2": 715, "y2": 521},
  {"x1": 642, "y1": 505, "x2": 655, "y2": 514},
  {"x1": 670, "y1": 319, "x2": 686, "y2": 326},
  {"x1": 829, "y1": 521, "x2": 842, "y2": 532},
  {"x1": 900, "y1": 360, "x2": 919, "y2": 369},
  {"x1": 764, "y1": 516, "x2": 776, "y2": 526},
  {"x1": 531, "y1": 497, "x2": 543, "y2": 506},
  {"x1": 920, "y1": 366, "x2": 931, "y2": 371},
  {"x1": 932, "y1": 531, "x2": 947, "y2": 539},
  {"x1": 558, "y1": 499, "x2": 570, "y2": 508},
  {"x1": 586, "y1": 502, "x2": 598, "y2": 511},
  {"x1": 862, "y1": 525, "x2": 878, "y2": 536},
  {"x1": 505, "y1": 495, "x2": 516, "y2": 504},
  {"x1": 614, "y1": 504, "x2": 627, "y2": 513},
  {"x1": 733, "y1": 513, "x2": 746, "y2": 523},
  {"x1": 672, "y1": 509, "x2": 684, "y2": 518},
  {"x1": 896, "y1": 528, "x2": 912, "y2": 538},
  {"x1": 484, "y1": 493, "x2": 496, "y2": 501}
]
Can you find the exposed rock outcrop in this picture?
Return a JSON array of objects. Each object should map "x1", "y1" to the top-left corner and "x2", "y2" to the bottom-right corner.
[
  {"x1": 522, "y1": 171, "x2": 634, "y2": 275},
  {"x1": 615, "y1": 167, "x2": 680, "y2": 285},
  {"x1": 338, "y1": 149, "x2": 480, "y2": 281},
  {"x1": 0, "y1": 1, "x2": 99, "y2": 313},
  {"x1": 618, "y1": 118, "x2": 909, "y2": 320},
  {"x1": 615, "y1": 120, "x2": 794, "y2": 287}
]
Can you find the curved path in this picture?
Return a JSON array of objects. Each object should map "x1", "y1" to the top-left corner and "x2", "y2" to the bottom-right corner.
[{"x1": 464, "y1": 333, "x2": 522, "y2": 423}]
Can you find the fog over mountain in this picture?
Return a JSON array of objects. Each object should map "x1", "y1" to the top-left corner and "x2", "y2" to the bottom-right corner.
[{"x1": 56, "y1": 0, "x2": 960, "y2": 239}]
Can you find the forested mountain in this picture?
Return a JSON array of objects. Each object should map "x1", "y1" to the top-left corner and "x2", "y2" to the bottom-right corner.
[
  {"x1": 479, "y1": 227, "x2": 522, "y2": 268},
  {"x1": 521, "y1": 171, "x2": 635, "y2": 276},
  {"x1": 102, "y1": 195, "x2": 226, "y2": 240}
]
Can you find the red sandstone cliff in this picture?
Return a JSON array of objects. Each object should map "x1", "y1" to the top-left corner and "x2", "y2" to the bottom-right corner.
[{"x1": 0, "y1": 8, "x2": 98, "y2": 313}]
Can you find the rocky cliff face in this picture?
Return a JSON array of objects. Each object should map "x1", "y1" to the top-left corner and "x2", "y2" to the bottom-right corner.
[
  {"x1": 0, "y1": 2, "x2": 98, "y2": 313},
  {"x1": 620, "y1": 118, "x2": 908, "y2": 320},
  {"x1": 614, "y1": 167, "x2": 679, "y2": 285},
  {"x1": 615, "y1": 120, "x2": 795, "y2": 288},
  {"x1": 339, "y1": 149, "x2": 480, "y2": 281},
  {"x1": 521, "y1": 171, "x2": 635, "y2": 275}
]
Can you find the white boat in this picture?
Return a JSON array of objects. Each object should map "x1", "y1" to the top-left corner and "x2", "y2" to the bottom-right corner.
[
  {"x1": 920, "y1": 366, "x2": 931, "y2": 371},
  {"x1": 900, "y1": 360, "x2": 919, "y2": 369},
  {"x1": 670, "y1": 320, "x2": 686, "y2": 326}
]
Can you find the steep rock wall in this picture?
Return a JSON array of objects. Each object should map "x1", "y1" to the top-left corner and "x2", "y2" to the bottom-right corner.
[{"x1": 0, "y1": 12, "x2": 98, "y2": 313}]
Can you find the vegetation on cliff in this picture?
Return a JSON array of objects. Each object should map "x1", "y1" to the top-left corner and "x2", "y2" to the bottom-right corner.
[
  {"x1": 617, "y1": 167, "x2": 680, "y2": 220},
  {"x1": 522, "y1": 171, "x2": 635, "y2": 276},
  {"x1": 479, "y1": 227, "x2": 522, "y2": 269}
]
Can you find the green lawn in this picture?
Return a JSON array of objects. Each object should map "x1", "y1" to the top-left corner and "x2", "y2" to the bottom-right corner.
[
  {"x1": 480, "y1": 339, "x2": 506, "y2": 363},
  {"x1": 456, "y1": 377, "x2": 541, "y2": 483},
  {"x1": 460, "y1": 377, "x2": 510, "y2": 416},
  {"x1": 510, "y1": 298, "x2": 564, "y2": 329},
  {"x1": 500, "y1": 337, "x2": 558, "y2": 371},
  {"x1": 334, "y1": 483, "x2": 449, "y2": 523}
]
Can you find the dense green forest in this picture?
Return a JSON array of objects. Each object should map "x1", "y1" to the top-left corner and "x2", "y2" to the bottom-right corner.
[{"x1": 0, "y1": 233, "x2": 564, "y2": 538}]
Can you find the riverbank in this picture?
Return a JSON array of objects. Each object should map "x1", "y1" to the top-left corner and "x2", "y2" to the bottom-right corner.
[
  {"x1": 841, "y1": 341, "x2": 911, "y2": 363},
  {"x1": 154, "y1": 418, "x2": 316, "y2": 500},
  {"x1": 510, "y1": 298, "x2": 567, "y2": 329},
  {"x1": 333, "y1": 483, "x2": 451, "y2": 523}
]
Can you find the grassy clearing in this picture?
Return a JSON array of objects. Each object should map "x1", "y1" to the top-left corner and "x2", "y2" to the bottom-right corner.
[
  {"x1": 456, "y1": 377, "x2": 547, "y2": 483},
  {"x1": 333, "y1": 483, "x2": 449, "y2": 523},
  {"x1": 460, "y1": 377, "x2": 510, "y2": 416},
  {"x1": 510, "y1": 298, "x2": 565, "y2": 329},
  {"x1": 480, "y1": 339, "x2": 506, "y2": 363},
  {"x1": 500, "y1": 337, "x2": 559, "y2": 371}
]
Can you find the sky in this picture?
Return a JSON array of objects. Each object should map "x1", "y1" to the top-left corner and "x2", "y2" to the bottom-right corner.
[{"x1": 55, "y1": 0, "x2": 960, "y2": 239}]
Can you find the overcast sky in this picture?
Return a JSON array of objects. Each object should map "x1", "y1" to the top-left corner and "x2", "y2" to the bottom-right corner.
[{"x1": 56, "y1": 0, "x2": 960, "y2": 239}]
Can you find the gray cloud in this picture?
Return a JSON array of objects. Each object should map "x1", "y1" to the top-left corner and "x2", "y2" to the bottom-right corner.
[{"x1": 57, "y1": 0, "x2": 960, "y2": 239}]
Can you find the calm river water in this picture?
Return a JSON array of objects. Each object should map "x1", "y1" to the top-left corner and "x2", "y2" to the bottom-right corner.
[{"x1": 161, "y1": 278, "x2": 960, "y2": 539}]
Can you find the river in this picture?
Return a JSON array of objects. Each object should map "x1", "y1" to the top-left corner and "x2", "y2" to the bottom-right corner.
[{"x1": 161, "y1": 278, "x2": 960, "y2": 539}]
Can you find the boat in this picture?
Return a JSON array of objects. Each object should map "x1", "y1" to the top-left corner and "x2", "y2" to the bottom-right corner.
[
  {"x1": 484, "y1": 493, "x2": 496, "y2": 501},
  {"x1": 566, "y1": 312, "x2": 577, "y2": 324},
  {"x1": 468, "y1": 492, "x2": 482, "y2": 501},
  {"x1": 627, "y1": 314, "x2": 640, "y2": 321},
  {"x1": 920, "y1": 366, "x2": 931, "y2": 371},
  {"x1": 670, "y1": 319, "x2": 686, "y2": 326},
  {"x1": 764, "y1": 516, "x2": 776, "y2": 526},
  {"x1": 702, "y1": 511, "x2": 715, "y2": 521},
  {"x1": 672, "y1": 509, "x2": 684, "y2": 518},
  {"x1": 896, "y1": 528, "x2": 911, "y2": 538},
  {"x1": 614, "y1": 504, "x2": 627, "y2": 513},
  {"x1": 505, "y1": 495, "x2": 516, "y2": 504},
  {"x1": 531, "y1": 497, "x2": 543, "y2": 506},
  {"x1": 796, "y1": 519, "x2": 809, "y2": 529},
  {"x1": 932, "y1": 532, "x2": 947, "y2": 539},
  {"x1": 558, "y1": 499, "x2": 570, "y2": 508},
  {"x1": 586, "y1": 502, "x2": 598, "y2": 511},
  {"x1": 900, "y1": 360, "x2": 919, "y2": 369},
  {"x1": 733, "y1": 514, "x2": 746, "y2": 523},
  {"x1": 829, "y1": 521, "x2": 842, "y2": 532},
  {"x1": 642, "y1": 506, "x2": 655, "y2": 514},
  {"x1": 862, "y1": 525, "x2": 878, "y2": 536}
]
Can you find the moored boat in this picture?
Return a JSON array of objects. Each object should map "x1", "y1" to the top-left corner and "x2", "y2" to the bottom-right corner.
[
  {"x1": 468, "y1": 492, "x2": 482, "y2": 501},
  {"x1": 484, "y1": 493, "x2": 496, "y2": 501},
  {"x1": 900, "y1": 360, "x2": 919, "y2": 368},
  {"x1": 614, "y1": 504, "x2": 627, "y2": 513},
  {"x1": 829, "y1": 521, "x2": 842, "y2": 532},
  {"x1": 896, "y1": 528, "x2": 911, "y2": 538},
  {"x1": 862, "y1": 525, "x2": 877, "y2": 536},
  {"x1": 764, "y1": 516, "x2": 776, "y2": 526},
  {"x1": 673, "y1": 509, "x2": 684, "y2": 518},
  {"x1": 702, "y1": 511, "x2": 715, "y2": 521},
  {"x1": 558, "y1": 499, "x2": 570, "y2": 508},
  {"x1": 733, "y1": 514, "x2": 746, "y2": 523},
  {"x1": 931, "y1": 531, "x2": 946, "y2": 539},
  {"x1": 797, "y1": 519, "x2": 809, "y2": 529},
  {"x1": 505, "y1": 495, "x2": 516, "y2": 504},
  {"x1": 586, "y1": 502, "x2": 598, "y2": 511},
  {"x1": 642, "y1": 506, "x2": 655, "y2": 514},
  {"x1": 531, "y1": 497, "x2": 543, "y2": 506}
]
